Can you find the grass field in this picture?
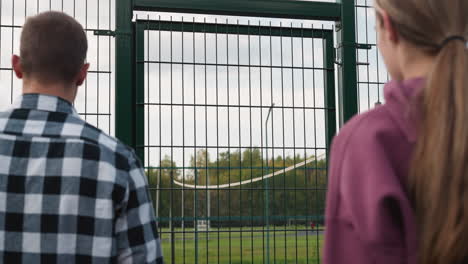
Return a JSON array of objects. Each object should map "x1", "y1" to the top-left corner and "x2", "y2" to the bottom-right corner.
[{"x1": 160, "y1": 226, "x2": 324, "y2": 264}]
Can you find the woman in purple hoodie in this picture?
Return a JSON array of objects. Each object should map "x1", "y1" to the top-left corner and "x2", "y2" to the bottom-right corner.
[{"x1": 324, "y1": 0, "x2": 467, "y2": 264}]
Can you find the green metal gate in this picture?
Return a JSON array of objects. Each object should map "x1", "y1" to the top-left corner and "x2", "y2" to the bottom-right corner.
[
  {"x1": 113, "y1": 0, "x2": 358, "y2": 263},
  {"x1": 134, "y1": 17, "x2": 335, "y2": 263}
]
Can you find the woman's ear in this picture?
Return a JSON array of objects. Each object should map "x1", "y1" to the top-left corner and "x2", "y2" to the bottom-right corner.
[{"x1": 379, "y1": 9, "x2": 399, "y2": 45}]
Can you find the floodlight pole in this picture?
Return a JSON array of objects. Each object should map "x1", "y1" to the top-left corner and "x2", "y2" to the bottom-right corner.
[{"x1": 265, "y1": 103, "x2": 274, "y2": 264}]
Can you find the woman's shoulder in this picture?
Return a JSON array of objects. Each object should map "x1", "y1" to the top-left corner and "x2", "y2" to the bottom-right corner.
[
  {"x1": 329, "y1": 104, "x2": 413, "y2": 204},
  {"x1": 332, "y1": 105, "x2": 405, "y2": 155}
]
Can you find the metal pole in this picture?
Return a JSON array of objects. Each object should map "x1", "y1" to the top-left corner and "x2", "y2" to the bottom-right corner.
[
  {"x1": 169, "y1": 170, "x2": 175, "y2": 263},
  {"x1": 265, "y1": 103, "x2": 274, "y2": 264},
  {"x1": 156, "y1": 173, "x2": 160, "y2": 217},
  {"x1": 207, "y1": 169, "x2": 210, "y2": 239},
  {"x1": 181, "y1": 182, "x2": 184, "y2": 229},
  {"x1": 194, "y1": 168, "x2": 198, "y2": 261}
]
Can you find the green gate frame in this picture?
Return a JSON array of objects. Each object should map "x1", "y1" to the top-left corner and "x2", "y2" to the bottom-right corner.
[
  {"x1": 132, "y1": 18, "x2": 337, "y2": 263},
  {"x1": 114, "y1": 0, "x2": 359, "y2": 151}
]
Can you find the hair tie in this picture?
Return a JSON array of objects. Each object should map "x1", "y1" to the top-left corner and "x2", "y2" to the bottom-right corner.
[{"x1": 439, "y1": 35, "x2": 466, "y2": 48}]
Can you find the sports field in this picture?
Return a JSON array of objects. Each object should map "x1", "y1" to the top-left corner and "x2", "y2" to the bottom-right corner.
[{"x1": 160, "y1": 227, "x2": 324, "y2": 263}]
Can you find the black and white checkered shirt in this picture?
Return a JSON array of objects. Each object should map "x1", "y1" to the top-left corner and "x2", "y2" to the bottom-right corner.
[{"x1": 0, "y1": 94, "x2": 163, "y2": 264}]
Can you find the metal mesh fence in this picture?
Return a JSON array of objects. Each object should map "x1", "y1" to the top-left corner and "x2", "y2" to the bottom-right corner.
[
  {"x1": 355, "y1": 0, "x2": 389, "y2": 111},
  {"x1": 0, "y1": 0, "x2": 115, "y2": 134},
  {"x1": 135, "y1": 14, "x2": 335, "y2": 263}
]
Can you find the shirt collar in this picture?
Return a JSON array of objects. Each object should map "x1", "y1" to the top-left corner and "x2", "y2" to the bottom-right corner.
[
  {"x1": 384, "y1": 78, "x2": 425, "y2": 143},
  {"x1": 12, "y1": 93, "x2": 79, "y2": 116}
]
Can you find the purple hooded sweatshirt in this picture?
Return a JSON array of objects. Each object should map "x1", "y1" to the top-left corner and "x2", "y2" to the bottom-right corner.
[{"x1": 324, "y1": 78, "x2": 425, "y2": 264}]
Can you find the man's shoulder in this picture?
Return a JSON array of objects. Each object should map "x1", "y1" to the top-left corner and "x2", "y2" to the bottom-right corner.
[
  {"x1": 71, "y1": 119, "x2": 144, "y2": 189},
  {"x1": 79, "y1": 123, "x2": 148, "y2": 192},
  {"x1": 77, "y1": 118, "x2": 137, "y2": 163}
]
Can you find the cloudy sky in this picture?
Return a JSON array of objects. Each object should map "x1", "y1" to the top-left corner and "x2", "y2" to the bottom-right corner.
[{"x1": 0, "y1": 0, "x2": 388, "y2": 171}]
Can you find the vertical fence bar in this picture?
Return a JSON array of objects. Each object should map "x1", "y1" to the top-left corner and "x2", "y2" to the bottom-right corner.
[
  {"x1": 158, "y1": 15, "x2": 163, "y2": 235},
  {"x1": 10, "y1": 0, "x2": 14, "y2": 103},
  {"x1": 169, "y1": 17, "x2": 176, "y2": 264},
  {"x1": 180, "y1": 19, "x2": 186, "y2": 263},
  {"x1": 246, "y1": 20, "x2": 254, "y2": 264},
  {"x1": 268, "y1": 22, "x2": 277, "y2": 264},
  {"x1": 311, "y1": 26, "x2": 319, "y2": 263},
  {"x1": 280, "y1": 22, "x2": 287, "y2": 264},
  {"x1": 324, "y1": 31, "x2": 337, "y2": 153},
  {"x1": 237, "y1": 19, "x2": 244, "y2": 264},
  {"x1": 300, "y1": 24, "x2": 311, "y2": 264},
  {"x1": 290, "y1": 23, "x2": 298, "y2": 264},
  {"x1": 197, "y1": 18, "x2": 203, "y2": 264},
  {"x1": 215, "y1": 19, "x2": 220, "y2": 264},
  {"x1": 84, "y1": 0, "x2": 88, "y2": 121},
  {"x1": 324, "y1": 33, "x2": 337, "y2": 262},
  {"x1": 115, "y1": 0, "x2": 134, "y2": 147},
  {"x1": 364, "y1": 1, "x2": 370, "y2": 109},
  {"x1": 135, "y1": 22, "x2": 145, "y2": 163},
  {"x1": 97, "y1": 0, "x2": 101, "y2": 128},
  {"x1": 226, "y1": 18, "x2": 233, "y2": 264},
  {"x1": 109, "y1": 0, "x2": 113, "y2": 134},
  {"x1": 190, "y1": 16, "x2": 196, "y2": 264},
  {"x1": 145, "y1": 17, "x2": 150, "y2": 215},
  {"x1": 259, "y1": 20, "x2": 267, "y2": 264},
  {"x1": 181, "y1": 17, "x2": 188, "y2": 264}
]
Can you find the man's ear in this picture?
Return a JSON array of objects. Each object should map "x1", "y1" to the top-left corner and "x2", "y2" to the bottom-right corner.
[
  {"x1": 11, "y1": 55, "x2": 23, "y2": 79},
  {"x1": 76, "y1": 63, "x2": 90, "y2": 86}
]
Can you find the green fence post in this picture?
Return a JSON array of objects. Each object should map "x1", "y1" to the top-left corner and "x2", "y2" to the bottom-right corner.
[
  {"x1": 324, "y1": 32, "x2": 337, "y2": 152},
  {"x1": 337, "y1": 0, "x2": 358, "y2": 124},
  {"x1": 135, "y1": 23, "x2": 145, "y2": 164},
  {"x1": 115, "y1": 0, "x2": 135, "y2": 148}
]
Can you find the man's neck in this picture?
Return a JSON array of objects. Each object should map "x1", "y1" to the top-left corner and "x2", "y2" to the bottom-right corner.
[{"x1": 22, "y1": 79, "x2": 77, "y2": 103}]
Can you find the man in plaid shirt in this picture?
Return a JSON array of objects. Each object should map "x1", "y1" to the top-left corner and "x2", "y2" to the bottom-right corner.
[{"x1": 0, "y1": 11, "x2": 163, "y2": 263}]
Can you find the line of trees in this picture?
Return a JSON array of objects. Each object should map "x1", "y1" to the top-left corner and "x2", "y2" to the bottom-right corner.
[{"x1": 146, "y1": 149, "x2": 327, "y2": 228}]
